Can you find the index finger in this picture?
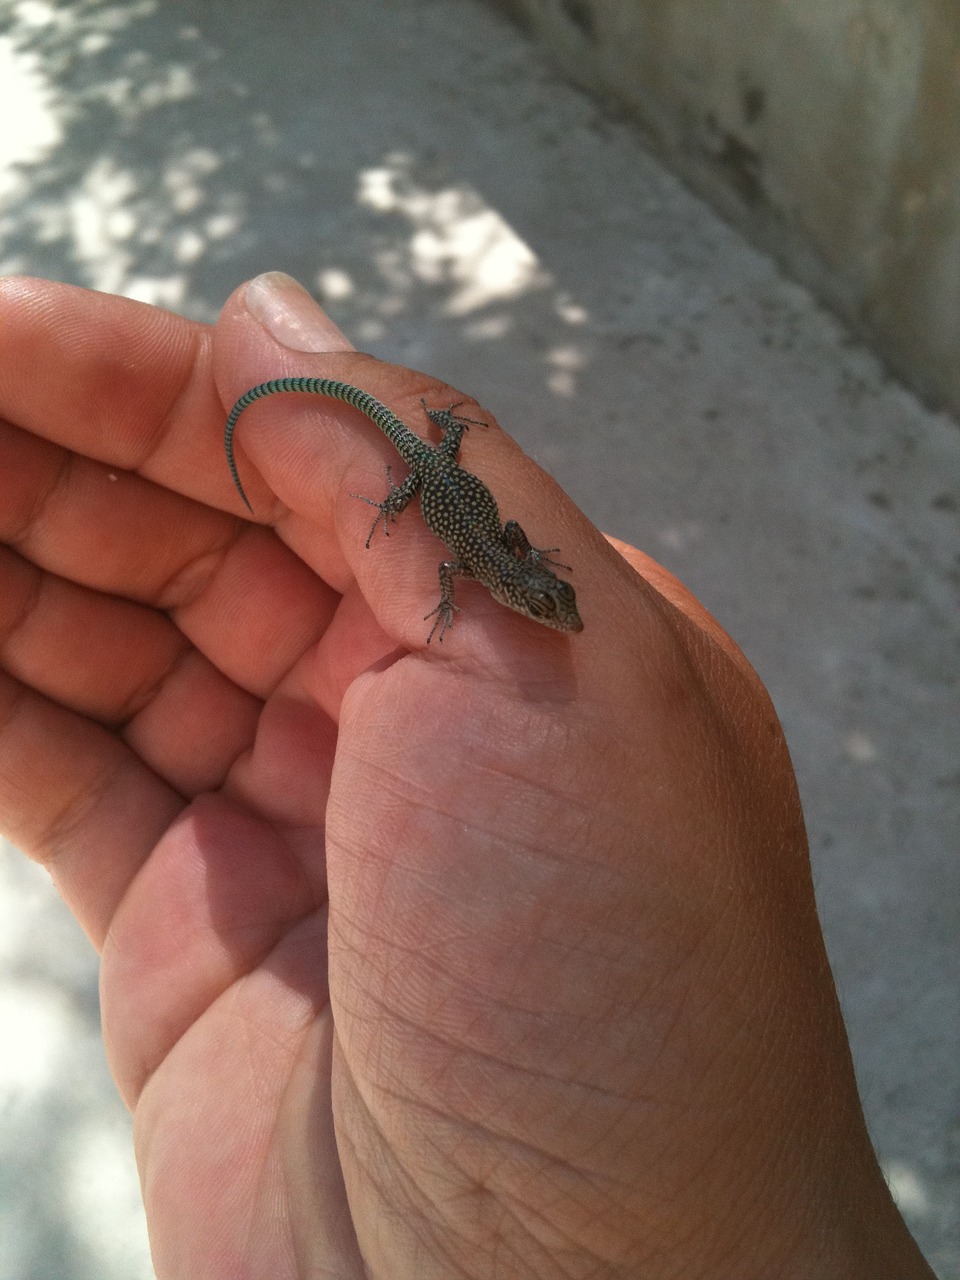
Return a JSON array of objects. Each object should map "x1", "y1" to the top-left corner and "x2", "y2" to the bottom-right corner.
[
  {"x1": 0, "y1": 276, "x2": 226, "y2": 505},
  {"x1": 0, "y1": 278, "x2": 339, "y2": 696}
]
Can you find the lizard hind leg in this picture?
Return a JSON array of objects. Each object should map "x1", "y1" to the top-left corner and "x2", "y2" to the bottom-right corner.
[
  {"x1": 422, "y1": 399, "x2": 488, "y2": 459},
  {"x1": 421, "y1": 398, "x2": 487, "y2": 430},
  {"x1": 351, "y1": 464, "x2": 419, "y2": 548}
]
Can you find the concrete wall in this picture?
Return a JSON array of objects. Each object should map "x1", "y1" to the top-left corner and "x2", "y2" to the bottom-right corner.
[{"x1": 493, "y1": 0, "x2": 960, "y2": 415}]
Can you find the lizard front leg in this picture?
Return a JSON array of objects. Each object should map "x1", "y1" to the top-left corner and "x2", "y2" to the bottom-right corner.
[
  {"x1": 502, "y1": 519, "x2": 572, "y2": 573},
  {"x1": 424, "y1": 559, "x2": 465, "y2": 643}
]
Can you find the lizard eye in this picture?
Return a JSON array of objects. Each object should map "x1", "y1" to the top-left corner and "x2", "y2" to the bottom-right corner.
[{"x1": 526, "y1": 593, "x2": 555, "y2": 619}]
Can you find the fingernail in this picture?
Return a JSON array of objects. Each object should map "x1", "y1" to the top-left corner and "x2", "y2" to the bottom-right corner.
[{"x1": 244, "y1": 272, "x2": 354, "y2": 353}]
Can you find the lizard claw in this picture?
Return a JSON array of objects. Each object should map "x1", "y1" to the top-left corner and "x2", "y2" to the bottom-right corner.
[{"x1": 424, "y1": 599, "x2": 461, "y2": 644}]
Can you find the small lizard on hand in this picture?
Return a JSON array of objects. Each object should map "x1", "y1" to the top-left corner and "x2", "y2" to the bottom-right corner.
[{"x1": 224, "y1": 377, "x2": 583, "y2": 642}]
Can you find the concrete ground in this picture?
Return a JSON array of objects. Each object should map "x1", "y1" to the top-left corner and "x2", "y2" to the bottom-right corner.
[{"x1": 0, "y1": 1, "x2": 957, "y2": 1276}]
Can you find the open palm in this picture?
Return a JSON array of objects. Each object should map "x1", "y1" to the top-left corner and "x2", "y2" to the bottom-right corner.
[{"x1": 0, "y1": 275, "x2": 933, "y2": 1279}]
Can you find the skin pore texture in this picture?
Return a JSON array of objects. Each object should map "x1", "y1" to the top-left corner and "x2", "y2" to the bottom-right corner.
[{"x1": 0, "y1": 273, "x2": 936, "y2": 1279}]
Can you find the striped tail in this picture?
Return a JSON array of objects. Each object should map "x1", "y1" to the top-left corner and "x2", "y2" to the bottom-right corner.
[{"x1": 223, "y1": 376, "x2": 418, "y2": 513}]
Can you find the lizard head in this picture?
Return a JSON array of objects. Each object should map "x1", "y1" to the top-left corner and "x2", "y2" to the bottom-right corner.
[{"x1": 502, "y1": 568, "x2": 584, "y2": 633}]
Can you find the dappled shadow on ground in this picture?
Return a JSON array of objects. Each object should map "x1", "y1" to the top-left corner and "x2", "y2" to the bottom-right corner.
[
  {"x1": 0, "y1": 842, "x2": 150, "y2": 1280},
  {"x1": 0, "y1": 0, "x2": 601, "y2": 350},
  {"x1": 1, "y1": 3, "x2": 957, "y2": 1277}
]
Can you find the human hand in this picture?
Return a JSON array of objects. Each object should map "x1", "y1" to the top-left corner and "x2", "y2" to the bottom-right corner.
[{"x1": 0, "y1": 274, "x2": 933, "y2": 1278}]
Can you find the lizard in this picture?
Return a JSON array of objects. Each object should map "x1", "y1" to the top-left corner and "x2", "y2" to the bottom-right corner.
[{"x1": 224, "y1": 377, "x2": 584, "y2": 642}]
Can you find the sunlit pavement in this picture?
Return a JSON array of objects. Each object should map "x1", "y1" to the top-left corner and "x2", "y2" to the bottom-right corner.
[{"x1": 1, "y1": 2, "x2": 957, "y2": 1277}]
